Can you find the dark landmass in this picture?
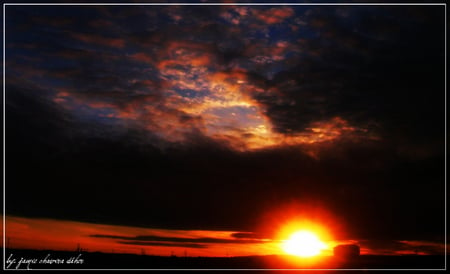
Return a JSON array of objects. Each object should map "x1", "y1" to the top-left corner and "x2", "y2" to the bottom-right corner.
[{"x1": 3, "y1": 249, "x2": 446, "y2": 271}]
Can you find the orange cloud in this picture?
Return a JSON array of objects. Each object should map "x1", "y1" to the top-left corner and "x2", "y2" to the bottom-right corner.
[
  {"x1": 71, "y1": 33, "x2": 125, "y2": 49},
  {"x1": 56, "y1": 91, "x2": 70, "y2": 98},
  {"x1": 158, "y1": 54, "x2": 212, "y2": 71},
  {"x1": 80, "y1": 82, "x2": 364, "y2": 153},
  {"x1": 50, "y1": 35, "x2": 372, "y2": 155},
  {"x1": 253, "y1": 7, "x2": 295, "y2": 24},
  {"x1": 53, "y1": 90, "x2": 116, "y2": 111},
  {"x1": 165, "y1": 40, "x2": 213, "y2": 57},
  {"x1": 190, "y1": 54, "x2": 212, "y2": 66},
  {"x1": 129, "y1": 52, "x2": 153, "y2": 63},
  {"x1": 203, "y1": 115, "x2": 374, "y2": 153},
  {"x1": 86, "y1": 102, "x2": 115, "y2": 109},
  {"x1": 52, "y1": 79, "x2": 370, "y2": 154}
]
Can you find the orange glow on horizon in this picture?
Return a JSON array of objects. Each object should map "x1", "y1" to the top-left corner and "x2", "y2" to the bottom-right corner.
[
  {"x1": 2, "y1": 215, "x2": 445, "y2": 257},
  {"x1": 2, "y1": 215, "x2": 280, "y2": 257}
]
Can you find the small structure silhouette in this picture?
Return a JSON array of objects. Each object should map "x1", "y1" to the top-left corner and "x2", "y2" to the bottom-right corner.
[{"x1": 334, "y1": 244, "x2": 360, "y2": 259}]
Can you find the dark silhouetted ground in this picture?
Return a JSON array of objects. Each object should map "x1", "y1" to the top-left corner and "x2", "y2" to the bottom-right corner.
[{"x1": 3, "y1": 249, "x2": 446, "y2": 271}]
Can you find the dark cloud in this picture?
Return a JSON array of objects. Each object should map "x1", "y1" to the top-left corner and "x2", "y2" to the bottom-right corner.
[
  {"x1": 261, "y1": 5, "x2": 444, "y2": 140},
  {"x1": 357, "y1": 239, "x2": 445, "y2": 255},
  {"x1": 90, "y1": 234, "x2": 267, "y2": 244},
  {"x1": 230, "y1": 232, "x2": 268, "y2": 239},
  {"x1": 117, "y1": 241, "x2": 207, "y2": 249},
  {"x1": 5, "y1": 4, "x2": 445, "y2": 246}
]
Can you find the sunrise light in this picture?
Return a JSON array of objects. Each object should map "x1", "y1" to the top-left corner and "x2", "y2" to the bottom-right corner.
[{"x1": 282, "y1": 230, "x2": 327, "y2": 257}]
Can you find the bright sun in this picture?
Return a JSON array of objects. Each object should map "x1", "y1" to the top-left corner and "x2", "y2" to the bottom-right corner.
[{"x1": 282, "y1": 230, "x2": 327, "y2": 257}]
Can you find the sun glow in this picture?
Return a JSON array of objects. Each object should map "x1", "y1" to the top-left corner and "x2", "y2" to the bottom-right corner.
[{"x1": 282, "y1": 230, "x2": 327, "y2": 257}]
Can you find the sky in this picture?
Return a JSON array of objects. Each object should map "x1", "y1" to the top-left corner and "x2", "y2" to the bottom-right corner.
[{"x1": 3, "y1": 3, "x2": 446, "y2": 257}]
